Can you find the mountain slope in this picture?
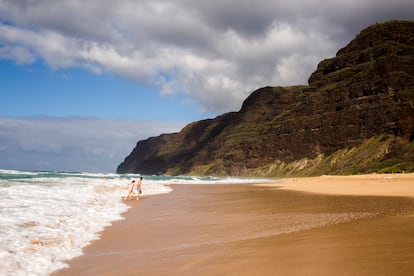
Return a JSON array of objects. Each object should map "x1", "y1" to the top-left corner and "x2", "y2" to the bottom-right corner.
[{"x1": 117, "y1": 20, "x2": 414, "y2": 176}]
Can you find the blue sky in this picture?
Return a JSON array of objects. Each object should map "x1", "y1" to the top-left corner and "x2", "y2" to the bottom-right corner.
[
  {"x1": 0, "y1": 60, "x2": 209, "y2": 121},
  {"x1": 0, "y1": 0, "x2": 412, "y2": 172},
  {"x1": 1, "y1": 59, "x2": 202, "y2": 172}
]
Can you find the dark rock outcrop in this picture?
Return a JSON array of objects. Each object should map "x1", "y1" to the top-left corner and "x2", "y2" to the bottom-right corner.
[{"x1": 117, "y1": 20, "x2": 414, "y2": 176}]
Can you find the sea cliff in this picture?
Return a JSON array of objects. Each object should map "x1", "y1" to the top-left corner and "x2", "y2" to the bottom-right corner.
[{"x1": 117, "y1": 20, "x2": 414, "y2": 176}]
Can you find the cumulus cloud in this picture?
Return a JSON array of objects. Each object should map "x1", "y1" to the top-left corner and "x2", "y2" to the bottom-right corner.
[
  {"x1": 0, "y1": 0, "x2": 412, "y2": 113},
  {"x1": 0, "y1": 116, "x2": 185, "y2": 172}
]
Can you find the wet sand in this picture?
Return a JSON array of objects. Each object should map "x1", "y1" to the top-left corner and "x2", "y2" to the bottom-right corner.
[{"x1": 54, "y1": 175, "x2": 414, "y2": 275}]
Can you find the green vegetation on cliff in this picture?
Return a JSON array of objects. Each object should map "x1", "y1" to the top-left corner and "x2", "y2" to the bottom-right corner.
[
  {"x1": 117, "y1": 20, "x2": 414, "y2": 176},
  {"x1": 252, "y1": 134, "x2": 414, "y2": 177}
]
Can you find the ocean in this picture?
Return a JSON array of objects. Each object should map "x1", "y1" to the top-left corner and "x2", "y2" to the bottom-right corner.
[{"x1": 0, "y1": 169, "x2": 271, "y2": 276}]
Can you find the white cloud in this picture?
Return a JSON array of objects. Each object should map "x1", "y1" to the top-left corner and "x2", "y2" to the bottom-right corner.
[
  {"x1": 0, "y1": 45, "x2": 35, "y2": 64},
  {"x1": 0, "y1": 116, "x2": 186, "y2": 172},
  {"x1": 0, "y1": 0, "x2": 412, "y2": 114}
]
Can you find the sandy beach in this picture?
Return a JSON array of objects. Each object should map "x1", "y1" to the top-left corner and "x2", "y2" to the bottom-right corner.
[
  {"x1": 54, "y1": 174, "x2": 414, "y2": 275},
  {"x1": 266, "y1": 173, "x2": 414, "y2": 198}
]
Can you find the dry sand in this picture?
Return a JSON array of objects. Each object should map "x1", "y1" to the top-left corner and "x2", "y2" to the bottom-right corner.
[
  {"x1": 265, "y1": 173, "x2": 414, "y2": 198},
  {"x1": 54, "y1": 174, "x2": 414, "y2": 276}
]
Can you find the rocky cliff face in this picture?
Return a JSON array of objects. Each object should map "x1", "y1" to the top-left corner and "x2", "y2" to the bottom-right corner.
[{"x1": 117, "y1": 20, "x2": 414, "y2": 176}]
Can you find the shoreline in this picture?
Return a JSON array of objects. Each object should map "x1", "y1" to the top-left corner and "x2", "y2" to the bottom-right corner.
[{"x1": 54, "y1": 175, "x2": 414, "y2": 275}]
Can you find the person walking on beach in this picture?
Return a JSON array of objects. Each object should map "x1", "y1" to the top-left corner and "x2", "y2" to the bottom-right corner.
[
  {"x1": 126, "y1": 180, "x2": 136, "y2": 199},
  {"x1": 136, "y1": 177, "x2": 143, "y2": 200}
]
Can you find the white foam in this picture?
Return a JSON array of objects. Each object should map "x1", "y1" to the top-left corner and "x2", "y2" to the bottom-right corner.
[
  {"x1": 0, "y1": 171, "x2": 174, "y2": 276},
  {"x1": 0, "y1": 169, "x2": 40, "y2": 175}
]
